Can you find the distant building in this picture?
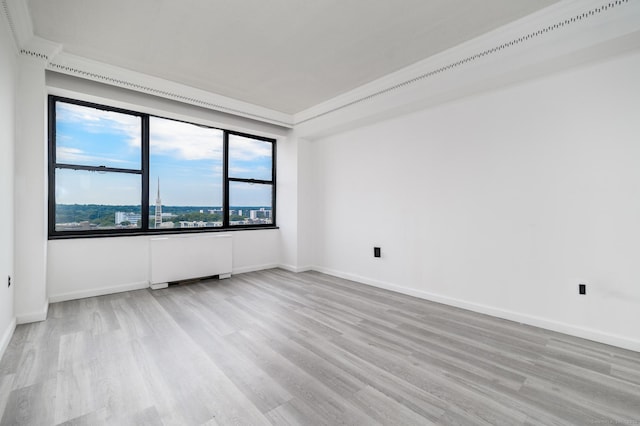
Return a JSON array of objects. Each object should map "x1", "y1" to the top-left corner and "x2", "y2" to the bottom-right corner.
[
  {"x1": 178, "y1": 220, "x2": 223, "y2": 228},
  {"x1": 115, "y1": 211, "x2": 141, "y2": 225},
  {"x1": 249, "y1": 209, "x2": 269, "y2": 220},
  {"x1": 56, "y1": 221, "x2": 95, "y2": 231},
  {"x1": 179, "y1": 221, "x2": 207, "y2": 228}
]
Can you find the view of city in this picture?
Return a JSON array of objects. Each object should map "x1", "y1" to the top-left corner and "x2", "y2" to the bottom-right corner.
[{"x1": 55, "y1": 204, "x2": 273, "y2": 231}]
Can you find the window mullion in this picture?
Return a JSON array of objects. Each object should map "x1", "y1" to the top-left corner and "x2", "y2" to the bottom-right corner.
[
  {"x1": 271, "y1": 140, "x2": 277, "y2": 227},
  {"x1": 141, "y1": 115, "x2": 150, "y2": 231},
  {"x1": 54, "y1": 164, "x2": 143, "y2": 174},
  {"x1": 48, "y1": 96, "x2": 57, "y2": 239},
  {"x1": 228, "y1": 177, "x2": 273, "y2": 185},
  {"x1": 223, "y1": 131, "x2": 230, "y2": 228}
]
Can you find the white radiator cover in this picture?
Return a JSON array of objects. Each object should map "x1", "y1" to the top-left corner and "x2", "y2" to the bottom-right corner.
[{"x1": 149, "y1": 234, "x2": 232, "y2": 289}]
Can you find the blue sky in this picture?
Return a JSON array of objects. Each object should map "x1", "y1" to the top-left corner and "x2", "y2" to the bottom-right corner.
[{"x1": 56, "y1": 102, "x2": 273, "y2": 207}]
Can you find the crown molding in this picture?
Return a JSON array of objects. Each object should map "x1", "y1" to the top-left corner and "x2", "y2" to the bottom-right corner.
[
  {"x1": 1, "y1": 0, "x2": 32, "y2": 52},
  {"x1": 294, "y1": 0, "x2": 640, "y2": 138},
  {"x1": 20, "y1": 35, "x2": 62, "y2": 61},
  {"x1": 1, "y1": 0, "x2": 293, "y2": 128},
  {"x1": 6, "y1": 0, "x2": 638, "y2": 132},
  {"x1": 1, "y1": 0, "x2": 62, "y2": 62},
  {"x1": 0, "y1": 3, "x2": 16, "y2": 52},
  {"x1": 1, "y1": 0, "x2": 62, "y2": 60},
  {"x1": 46, "y1": 52, "x2": 294, "y2": 128}
]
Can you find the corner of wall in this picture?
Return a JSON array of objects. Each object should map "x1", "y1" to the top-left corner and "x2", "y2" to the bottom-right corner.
[
  {"x1": 0, "y1": 317, "x2": 16, "y2": 362},
  {"x1": 15, "y1": 299, "x2": 48, "y2": 325},
  {"x1": 0, "y1": 0, "x2": 18, "y2": 363}
]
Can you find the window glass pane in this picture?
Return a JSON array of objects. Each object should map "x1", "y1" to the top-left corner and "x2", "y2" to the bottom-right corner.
[
  {"x1": 149, "y1": 117, "x2": 224, "y2": 229},
  {"x1": 229, "y1": 135, "x2": 273, "y2": 180},
  {"x1": 229, "y1": 181, "x2": 273, "y2": 225},
  {"x1": 55, "y1": 101, "x2": 141, "y2": 169},
  {"x1": 54, "y1": 168, "x2": 141, "y2": 231}
]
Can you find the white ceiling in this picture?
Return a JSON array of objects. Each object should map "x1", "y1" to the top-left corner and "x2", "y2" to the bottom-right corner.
[{"x1": 26, "y1": 0, "x2": 559, "y2": 114}]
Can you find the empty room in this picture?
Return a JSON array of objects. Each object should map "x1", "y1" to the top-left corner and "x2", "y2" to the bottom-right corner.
[{"x1": 1, "y1": 0, "x2": 640, "y2": 424}]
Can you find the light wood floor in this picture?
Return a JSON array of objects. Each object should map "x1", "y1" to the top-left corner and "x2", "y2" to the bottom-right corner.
[{"x1": 1, "y1": 269, "x2": 639, "y2": 425}]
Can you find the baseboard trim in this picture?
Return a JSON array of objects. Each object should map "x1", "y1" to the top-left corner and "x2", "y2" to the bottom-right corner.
[
  {"x1": 312, "y1": 266, "x2": 640, "y2": 353},
  {"x1": 232, "y1": 263, "x2": 280, "y2": 275},
  {"x1": 48, "y1": 281, "x2": 150, "y2": 303},
  {"x1": 0, "y1": 317, "x2": 16, "y2": 362},
  {"x1": 16, "y1": 300, "x2": 49, "y2": 324},
  {"x1": 278, "y1": 264, "x2": 313, "y2": 273}
]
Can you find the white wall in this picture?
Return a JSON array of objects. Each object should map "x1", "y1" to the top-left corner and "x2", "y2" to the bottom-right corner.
[
  {"x1": 276, "y1": 131, "x2": 315, "y2": 273},
  {"x1": 276, "y1": 132, "x2": 300, "y2": 271},
  {"x1": 0, "y1": 11, "x2": 18, "y2": 357},
  {"x1": 13, "y1": 56, "x2": 49, "y2": 323},
  {"x1": 47, "y1": 237, "x2": 149, "y2": 302},
  {"x1": 296, "y1": 137, "x2": 314, "y2": 270},
  {"x1": 311, "y1": 50, "x2": 640, "y2": 351},
  {"x1": 47, "y1": 229, "x2": 281, "y2": 302}
]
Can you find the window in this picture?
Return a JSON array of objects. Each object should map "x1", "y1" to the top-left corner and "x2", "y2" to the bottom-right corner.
[
  {"x1": 227, "y1": 134, "x2": 275, "y2": 227},
  {"x1": 48, "y1": 96, "x2": 276, "y2": 238},
  {"x1": 148, "y1": 117, "x2": 224, "y2": 230}
]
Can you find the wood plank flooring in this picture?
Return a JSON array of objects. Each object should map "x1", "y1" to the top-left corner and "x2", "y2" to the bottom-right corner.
[{"x1": 1, "y1": 269, "x2": 639, "y2": 425}]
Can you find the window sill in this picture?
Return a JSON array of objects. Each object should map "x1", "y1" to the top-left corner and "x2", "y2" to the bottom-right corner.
[{"x1": 48, "y1": 225, "x2": 280, "y2": 240}]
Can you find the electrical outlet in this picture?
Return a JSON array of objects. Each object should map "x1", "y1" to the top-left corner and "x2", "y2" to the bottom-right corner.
[
  {"x1": 7, "y1": 276, "x2": 10, "y2": 288},
  {"x1": 374, "y1": 247, "x2": 381, "y2": 258},
  {"x1": 579, "y1": 284, "x2": 586, "y2": 295}
]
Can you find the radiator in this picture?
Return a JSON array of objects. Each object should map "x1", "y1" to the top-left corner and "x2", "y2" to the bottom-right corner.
[{"x1": 149, "y1": 234, "x2": 232, "y2": 289}]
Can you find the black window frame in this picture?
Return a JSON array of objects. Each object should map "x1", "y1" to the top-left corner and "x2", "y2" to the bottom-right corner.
[{"x1": 48, "y1": 95, "x2": 277, "y2": 239}]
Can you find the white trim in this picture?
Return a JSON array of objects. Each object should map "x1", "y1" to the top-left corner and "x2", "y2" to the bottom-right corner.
[
  {"x1": 1, "y1": 0, "x2": 33, "y2": 51},
  {"x1": 0, "y1": 317, "x2": 16, "y2": 362},
  {"x1": 149, "y1": 283, "x2": 169, "y2": 290},
  {"x1": 5, "y1": 0, "x2": 639, "y2": 130},
  {"x1": 0, "y1": 0, "x2": 18, "y2": 53},
  {"x1": 278, "y1": 264, "x2": 313, "y2": 273},
  {"x1": 20, "y1": 35, "x2": 62, "y2": 61},
  {"x1": 47, "y1": 52, "x2": 294, "y2": 128},
  {"x1": 294, "y1": 0, "x2": 640, "y2": 137},
  {"x1": 2, "y1": 0, "x2": 293, "y2": 128},
  {"x1": 312, "y1": 266, "x2": 640, "y2": 353},
  {"x1": 48, "y1": 281, "x2": 149, "y2": 303},
  {"x1": 45, "y1": 82, "x2": 288, "y2": 141},
  {"x1": 16, "y1": 300, "x2": 49, "y2": 324},
  {"x1": 232, "y1": 263, "x2": 280, "y2": 275}
]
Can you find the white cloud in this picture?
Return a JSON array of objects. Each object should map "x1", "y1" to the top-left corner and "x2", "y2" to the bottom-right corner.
[
  {"x1": 229, "y1": 134, "x2": 272, "y2": 161},
  {"x1": 150, "y1": 117, "x2": 223, "y2": 161},
  {"x1": 57, "y1": 104, "x2": 269, "y2": 165},
  {"x1": 228, "y1": 165, "x2": 271, "y2": 179},
  {"x1": 57, "y1": 147, "x2": 133, "y2": 165},
  {"x1": 57, "y1": 102, "x2": 141, "y2": 148}
]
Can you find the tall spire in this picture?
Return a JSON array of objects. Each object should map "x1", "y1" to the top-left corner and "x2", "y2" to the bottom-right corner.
[{"x1": 154, "y1": 177, "x2": 162, "y2": 228}]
